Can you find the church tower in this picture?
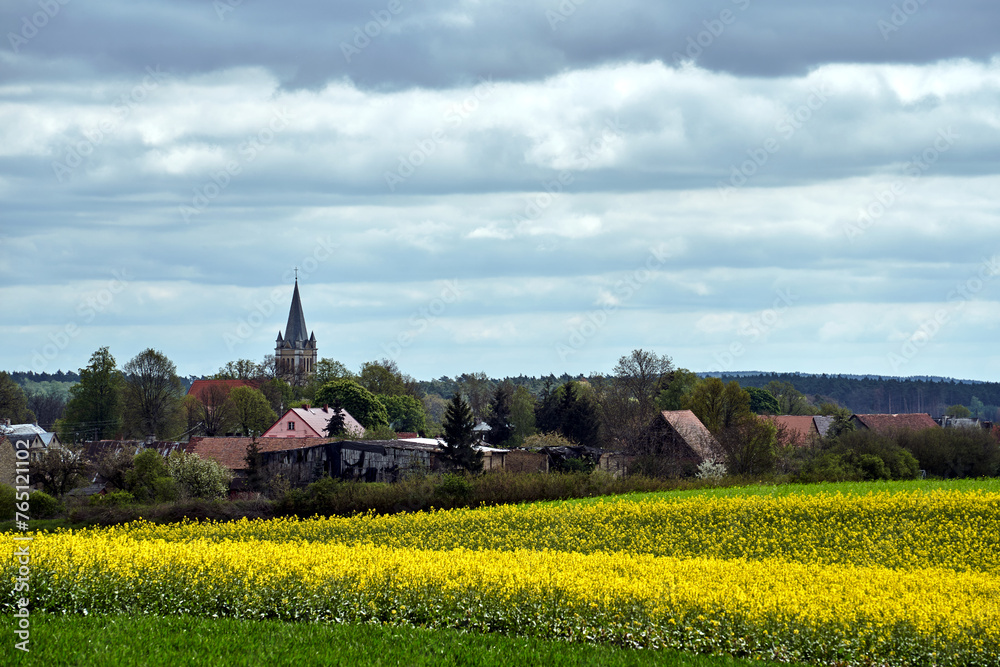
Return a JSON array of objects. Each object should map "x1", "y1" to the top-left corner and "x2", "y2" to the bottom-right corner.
[{"x1": 275, "y1": 277, "x2": 317, "y2": 385}]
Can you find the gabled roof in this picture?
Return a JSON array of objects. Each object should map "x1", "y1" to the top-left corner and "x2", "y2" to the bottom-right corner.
[
  {"x1": 660, "y1": 410, "x2": 719, "y2": 461},
  {"x1": 283, "y1": 279, "x2": 309, "y2": 344},
  {"x1": 813, "y1": 416, "x2": 835, "y2": 438},
  {"x1": 763, "y1": 415, "x2": 819, "y2": 446},
  {"x1": 853, "y1": 413, "x2": 939, "y2": 434},
  {"x1": 186, "y1": 379, "x2": 255, "y2": 400},
  {"x1": 265, "y1": 406, "x2": 364, "y2": 438},
  {"x1": 186, "y1": 436, "x2": 331, "y2": 470}
]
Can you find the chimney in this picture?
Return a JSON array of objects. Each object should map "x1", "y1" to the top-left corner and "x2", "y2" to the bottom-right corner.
[
  {"x1": 323, "y1": 404, "x2": 329, "y2": 412},
  {"x1": 304, "y1": 404, "x2": 310, "y2": 410}
]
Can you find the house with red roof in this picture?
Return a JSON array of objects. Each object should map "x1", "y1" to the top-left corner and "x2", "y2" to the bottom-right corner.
[
  {"x1": 262, "y1": 404, "x2": 364, "y2": 439},
  {"x1": 762, "y1": 415, "x2": 822, "y2": 447},
  {"x1": 851, "y1": 413, "x2": 939, "y2": 434}
]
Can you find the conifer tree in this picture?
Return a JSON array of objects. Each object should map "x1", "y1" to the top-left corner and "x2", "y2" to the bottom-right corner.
[{"x1": 440, "y1": 392, "x2": 482, "y2": 473}]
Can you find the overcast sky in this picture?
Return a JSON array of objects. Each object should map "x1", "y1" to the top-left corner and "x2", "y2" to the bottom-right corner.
[{"x1": 2, "y1": 0, "x2": 999, "y2": 382}]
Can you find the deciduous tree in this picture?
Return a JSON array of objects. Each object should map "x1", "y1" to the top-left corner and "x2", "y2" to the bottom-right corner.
[
  {"x1": 228, "y1": 386, "x2": 278, "y2": 436},
  {"x1": 314, "y1": 379, "x2": 388, "y2": 430},
  {"x1": 0, "y1": 371, "x2": 36, "y2": 425},
  {"x1": 121, "y1": 349, "x2": 184, "y2": 439}
]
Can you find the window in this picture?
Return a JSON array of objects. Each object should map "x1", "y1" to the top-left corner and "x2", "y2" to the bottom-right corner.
[{"x1": 287, "y1": 421, "x2": 295, "y2": 430}]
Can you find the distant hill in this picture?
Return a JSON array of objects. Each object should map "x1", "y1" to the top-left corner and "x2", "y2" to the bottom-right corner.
[{"x1": 707, "y1": 371, "x2": 1000, "y2": 418}]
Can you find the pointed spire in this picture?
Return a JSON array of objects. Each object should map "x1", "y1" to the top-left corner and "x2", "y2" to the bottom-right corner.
[{"x1": 282, "y1": 278, "x2": 309, "y2": 344}]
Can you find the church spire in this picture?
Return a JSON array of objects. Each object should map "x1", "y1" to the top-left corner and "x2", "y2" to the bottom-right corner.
[{"x1": 283, "y1": 277, "x2": 309, "y2": 344}]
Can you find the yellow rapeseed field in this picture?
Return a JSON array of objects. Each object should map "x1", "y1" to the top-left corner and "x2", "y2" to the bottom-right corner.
[{"x1": 5, "y1": 488, "x2": 1000, "y2": 665}]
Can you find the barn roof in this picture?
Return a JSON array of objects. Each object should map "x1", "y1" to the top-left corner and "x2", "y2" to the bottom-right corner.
[
  {"x1": 659, "y1": 410, "x2": 719, "y2": 461},
  {"x1": 853, "y1": 413, "x2": 939, "y2": 433}
]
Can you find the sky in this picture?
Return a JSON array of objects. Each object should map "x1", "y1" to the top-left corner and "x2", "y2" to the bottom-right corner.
[{"x1": 2, "y1": 0, "x2": 999, "y2": 382}]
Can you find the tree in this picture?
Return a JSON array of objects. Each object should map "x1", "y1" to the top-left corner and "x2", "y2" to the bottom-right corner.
[
  {"x1": 28, "y1": 446, "x2": 86, "y2": 496},
  {"x1": 535, "y1": 381, "x2": 600, "y2": 448},
  {"x1": 715, "y1": 416, "x2": 778, "y2": 476},
  {"x1": 228, "y1": 386, "x2": 278, "y2": 436},
  {"x1": 124, "y1": 448, "x2": 172, "y2": 503},
  {"x1": 244, "y1": 437, "x2": 264, "y2": 493},
  {"x1": 596, "y1": 349, "x2": 674, "y2": 449},
  {"x1": 765, "y1": 381, "x2": 814, "y2": 415},
  {"x1": 0, "y1": 371, "x2": 36, "y2": 424},
  {"x1": 440, "y1": 393, "x2": 482, "y2": 473},
  {"x1": 458, "y1": 372, "x2": 492, "y2": 421},
  {"x1": 508, "y1": 385, "x2": 537, "y2": 447},
  {"x1": 656, "y1": 368, "x2": 699, "y2": 411},
  {"x1": 379, "y1": 394, "x2": 426, "y2": 433},
  {"x1": 485, "y1": 381, "x2": 514, "y2": 447},
  {"x1": 214, "y1": 359, "x2": 261, "y2": 381},
  {"x1": 314, "y1": 379, "x2": 389, "y2": 430},
  {"x1": 187, "y1": 382, "x2": 237, "y2": 436},
  {"x1": 747, "y1": 386, "x2": 780, "y2": 415},
  {"x1": 59, "y1": 347, "x2": 122, "y2": 442},
  {"x1": 258, "y1": 378, "x2": 293, "y2": 416},
  {"x1": 165, "y1": 451, "x2": 232, "y2": 499},
  {"x1": 685, "y1": 378, "x2": 751, "y2": 433},
  {"x1": 121, "y1": 349, "x2": 184, "y2": 439},
  {"x1": 945, "y1": 404, "x2": 972, "y2": 418},
  {"x1": 323, "y1": 399, "x2": 348, "y2": 437},
  {"x1": 358, "y1": 359, "x2": 418, "y2": 398},
  {"x1": 25, "y1": 390, "x2": 66, "y2": 430}
]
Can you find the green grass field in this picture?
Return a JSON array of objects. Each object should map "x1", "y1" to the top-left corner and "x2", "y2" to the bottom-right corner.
[
  {"x1": 560, "y1": 477, "x2": 1000, "y2": 505},
  {"x1": 1, "y1": 614, "x2": 798, "y2": 666}
]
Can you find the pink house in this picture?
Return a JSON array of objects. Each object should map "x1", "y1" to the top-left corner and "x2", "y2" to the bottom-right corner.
[{"x1": 262, "y1": 404, "x2": 364, "y2": 439}]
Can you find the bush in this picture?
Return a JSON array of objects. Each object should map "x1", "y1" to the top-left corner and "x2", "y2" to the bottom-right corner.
[
  {"x1": 896, "y1": 427, "x2": 1000, "y2": 478},
  {"x1": 435, "y1": 473, "x2": 472, "y2": 502},
  {"x1": 90, "y1": 490, "x2": 136, "y2": 507},
  {"x1": 797, "y1": 430, "x2": 920, "y2": 483},
  {"x1": 0, "y1": 484, "x2": 16, "y2": 521},
  {"x1": 29, "y1": 491, "x2": 64, "y2": 519},
  {"x1": 165, "y1": 451, "x2": 233, "y2": 500}
]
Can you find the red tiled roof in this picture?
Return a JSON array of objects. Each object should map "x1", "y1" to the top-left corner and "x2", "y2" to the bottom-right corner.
[
  {"x1": 660, "y1": 410, "x2": 719, "y2": 460},
  {"x1": 853, "y1": 413, "x2": 939, "y2": 434},
  {"x1": 186, "y1": 436, "x2": 331, "y2": 470},
  {"x1": 762, "y1": 415, "x2": 820, "y2": 446},
  {"x1": 186, "y1": 379, "x2": 256, "y2": 401}
]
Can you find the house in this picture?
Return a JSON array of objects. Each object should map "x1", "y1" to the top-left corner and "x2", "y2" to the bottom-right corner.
[
  {"x1": 0, "y1": 422, "x2": 63, "y2": 460},
  {"x1": 262, "y1": 405, "x2": 364, "y2": 439},
  {"x1": 763, "y1": 415, "x2": 822, "y2": 447},
  {"x1": 643, "y1": 410, "x2": 721, "y2": 475},
  {"x1": 851, "y1": 413, "x2": 939, "y2": 434}
]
